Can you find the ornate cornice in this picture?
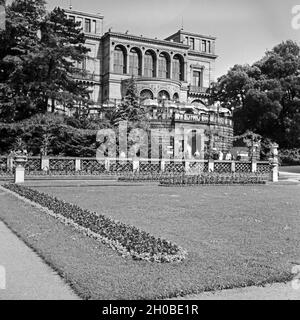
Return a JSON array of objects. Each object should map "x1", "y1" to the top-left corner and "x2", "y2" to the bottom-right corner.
[
  {"x1": 102, "y1": 32, "x2": 190, "y2": 50},
  {"x1": 188, "y1": 50, "x2": 218, "y2": 59}
]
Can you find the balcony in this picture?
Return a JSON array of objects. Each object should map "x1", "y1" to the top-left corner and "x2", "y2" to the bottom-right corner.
[
  {"x1": 188, "y1": 85, "x2": 209, "y2": 94},
  {"x1": 150, "y1": 111, "x2": 233, "y2": 127},
  {"x1": 71, "y1": 68, "x2": 97, "y2": 82}
]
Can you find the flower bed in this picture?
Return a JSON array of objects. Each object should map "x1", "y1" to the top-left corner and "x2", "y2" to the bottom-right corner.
[
  {"x1": 118, "y1": 172, "x2": 183, "y2": 182},
  {"x1": 159, "y1": 173, "x2": 268, "y2": 187},
  {"x1": 3, "y1": 183, "x2": 187, "y2": 263}
]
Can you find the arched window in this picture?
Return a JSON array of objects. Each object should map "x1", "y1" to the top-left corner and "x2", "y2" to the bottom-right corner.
[
  {"x1": 113, "y1": 46, "x2": 126, "y2": 74},
  {"x1": 173, "y1": 93, "x2": 179, "y2": 102},
  {"x1": 158, "y1": 90, "x2": 170, "y2": 102},
  {"x1": 129, "y1": 48, "x2": 141, "y2": 76},
  {"x1": 158, "y1": 53, "x2": 170, "y2": 78},
  {"x1": 140, "y1": 89, "x2": 154, "y2": 100},
  {"x1": 144, "y1": 50, "x2": 156, "y2": 77},
  {"x1": 172, "y1": 54, "x2": 184, "y2": 81}
]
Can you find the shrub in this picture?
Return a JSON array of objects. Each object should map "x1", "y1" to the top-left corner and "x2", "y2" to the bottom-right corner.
[
  {"x1": 279, "y1": 149, "x2": 300, "y2": 166},
  {"x1": 3, "y1": 183, "x2": 187, "y2": 263}
]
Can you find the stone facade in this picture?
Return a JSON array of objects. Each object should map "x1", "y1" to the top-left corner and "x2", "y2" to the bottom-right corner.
[
  {"x1": 64, "y1": 9, "x2": 216, "y2": 107},
  {"x1": 64, "y1": 8, "x2": 233, "y2": 159}
]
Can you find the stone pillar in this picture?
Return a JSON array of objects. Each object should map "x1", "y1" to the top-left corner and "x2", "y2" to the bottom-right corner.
[
  {"x1": 231, "y1": 161, "x2": 236, "y2": 173},
  {"x1": 140, "y1": 52, "x2": 144, "y2": 77},
  {"x1": 161, "y1": 160, "x2": 165, "y2": 172},
  {"x1": 251, "y1": 160, "x2": 257, "y2": 173},
  {"x1": 270, "y1": 143, "x2": 279, "y2": 182},
  {"x1": 41, "y1": 156, "x2": 49, "y2": 171},
  {"x1": 105, "y1": 158, "x2": 110, "y2": 172},
  {"x1": 15, "y1": 166, "x2": 25, "y2": 183},
  {"x1": 208, "y1": 159, "x2": 214, "y2": 172},
  {"x1": 7, "y1": 155, "x2": 14, "y2": 172},
  {"x1": 75, "y1": 158, "x2": 81, "y2": 172},
  {"x1": 185, "y1": 161, "x2": 190, "y2": 173},
  {"x1": 133, "y1": 159, "x2": 139, "y2": 172}
]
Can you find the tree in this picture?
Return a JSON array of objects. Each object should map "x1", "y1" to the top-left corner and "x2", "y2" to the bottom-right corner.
[
  {"x1": 0, "y1": 0, "x2": 91, "y2": 122},
  {"x1": 106, "y1": 77, "x2": 149, "y2": 126},
  {"x1": 210, "y1": 40, "x2": 300, "y2": 149},
  {"x1": 101, "y1": 77, "x2": 151, "y2": 157}
]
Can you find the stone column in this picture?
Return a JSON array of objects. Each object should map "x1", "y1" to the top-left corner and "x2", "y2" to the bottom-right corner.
[
  {"x1": 75, "y1": 158, "x2": 81, "y2": 172},
  {"x1": 14, "y1": 155, "x2": 27, "y2": 184},
  {"x1": 251, "y1": 159, "x2": 257, "y2": 173},
  {"x1": 185, "y1": 161, "x2": 190, "y2": 173},
  {"x1": 133, "y1": 159, "x2": 140, "y2": 172},
  {"x1": 270, "y1": 143, "x2": 279, "y2": 182},
  {"x1": 105, "y1": 158, "x2": 110, "y2": 172},
  {"x1": 208, "y1": 159, "x2": 214, "y2": 172},
  {"x1": 231, "y1": 161, "x2": 236, "y2": 173},
  {"x1": 161, "y1": 160, "x2": 165, "y2": 172},
  {"x1": 41, "y1": 156, "x2": 49, "y2": 171},
  {"x1": 15, "y1": 166, "x2": 25, "y2": 183}
]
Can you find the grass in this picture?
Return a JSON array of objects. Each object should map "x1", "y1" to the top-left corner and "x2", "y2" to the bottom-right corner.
[
  {"x1": 1, "y1": 180, "x2": 300, "y2": 299},
  {"x1": 280, "y1": 166, "x2": 300, "y2": 174}
]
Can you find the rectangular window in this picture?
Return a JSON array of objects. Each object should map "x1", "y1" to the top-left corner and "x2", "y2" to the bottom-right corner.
[
  {"x1": 192, "y1": 71, "x2": 202, "y2": 87},
  {"x1": 144, "y1": 54, "x2": 153, "y2": 77},
  {"x1": 69, "y1": 15, "x2": 75, "y2": 22},
  {"x1": 189, "y1": 37, "x2": 195, "y2": 50},
  {"x1": 172, "y1": 60, "x2": 180, "y2": 81},
  {"x1": 185, "y1": 36, "x2": 189, "y2": 45},
  {"x1": 202, "y1": 40, "x2": 207, "y2": 52},
  {"x1": 114, "y1": 50, "x2": 124, "y2": 74},
  {"x1": 158, "y1": 59, "x2": 167, "y2": 78},
  {"x1": 207, "y1": 41, "x2": 211, "y2": 53},
  {"x1": 91, "y1": 20, "x2": 97, "y2": 33},
  {"x1": 85, "y1": 18, "x2": 91, "y2": 33}
]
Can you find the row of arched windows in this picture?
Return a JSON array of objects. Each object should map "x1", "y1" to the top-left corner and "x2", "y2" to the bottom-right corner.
[
  {"x1": 140, "y1": 89, "x2": 179, "y2": 102},
  {"x1": 113, "y1": 45, "x2": 185, "y2": 81}
]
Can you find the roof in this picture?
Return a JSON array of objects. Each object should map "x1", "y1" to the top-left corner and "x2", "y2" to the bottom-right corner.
[{"x1": 165, "y1": 29, "x2": 217, "y2": 41}]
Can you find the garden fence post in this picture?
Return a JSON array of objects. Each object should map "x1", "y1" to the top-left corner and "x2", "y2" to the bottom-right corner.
[
  {"x1": 105, "y1": 158, "x2": 110, "y2": 172},
  {"x1": 270, "y1": 143, "x2": 279, "y2": 182},
  {"x1": 7, "y1": 155, "x2": 13, "y2": 171},
  {"x1": 161, "y1": 160, "x2": 165, "y2": 172},
  {"x1": 75, "y1": 158, "x2": 81, "y2": 171},
  {"x1": 231, "y1": 161, "x2": 235, "y2": 173},
  {"x1": 251, "y1": 159, "x2": 257, "y2": 173},
  {"x1": 208, "y1": 159, "x2": 214, "y2": 172},
  {"x1": 133, "y1": 159, "x2": 139, "y2": 172},
  {"x1": 41, "y1": 156, "x2": 49, "y2": 171},
  {"x1": 185, "y1": 161, "x2": 190, "y2": 173}
]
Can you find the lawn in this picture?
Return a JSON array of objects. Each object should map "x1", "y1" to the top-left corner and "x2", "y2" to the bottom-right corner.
[
  {"x1": 280, "y1": 166, "x2": 300, "y2": 174},
  {"x1": 1, "y1": 180, "x2": 300, "y2": 299}
]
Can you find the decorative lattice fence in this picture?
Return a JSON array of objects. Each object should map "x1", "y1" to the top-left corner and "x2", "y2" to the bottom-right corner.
[
  {"x1": 25, "y1": 158, "x2": 42, "y2": 173},
  {"x1": 214, "y1": 162, "x2": 232, "y2": 173},
  {"x1": 139, "y1": 161, "x2": 161, "y2": 173},
  {"x1": 49, "y1": 158, "x2": 76, "y2": 172},
  {"x1": 0, "y1": 155, "x2": 273, "y2": 180},
  {"x1": 0, "y1": 157, "x2": 7, "y2": 174},
  {"x1": 110, "y1": 161, "x2": 133, "y2": 174},
  {"x1": 188, "y1": 161, "x2": 208, "y2": 173},
  {"x1": 165, "y1": 162, "x2": 185, "y2": 173},
  {"x1": 235, "y1": 162, "x2": 252, "y2": 173},
  {"x1": 81, "y1": 159, "x2": 106, "y2": 174}
]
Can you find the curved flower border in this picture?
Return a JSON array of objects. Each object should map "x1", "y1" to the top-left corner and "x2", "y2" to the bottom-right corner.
[{"x1": 1, "y1": 184, "x2": 188, "y2": 263}]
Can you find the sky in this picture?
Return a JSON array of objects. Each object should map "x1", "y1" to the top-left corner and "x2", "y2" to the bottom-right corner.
[{"x1": 8, "y1": 0, "x2": 300, "y2": 78}]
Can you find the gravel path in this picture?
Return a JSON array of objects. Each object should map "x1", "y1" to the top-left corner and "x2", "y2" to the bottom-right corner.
[
  {"x1": 0, "y1": 221, "x2": 80, "y2": 300},
  {"x1": 170, "y1": 282, "x2": 300, "y2": 300}
]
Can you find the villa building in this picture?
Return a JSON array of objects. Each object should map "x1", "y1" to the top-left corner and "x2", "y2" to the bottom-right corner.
[{"x1": 64, "y1": 8, "x2": 233, "y2": 159}]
